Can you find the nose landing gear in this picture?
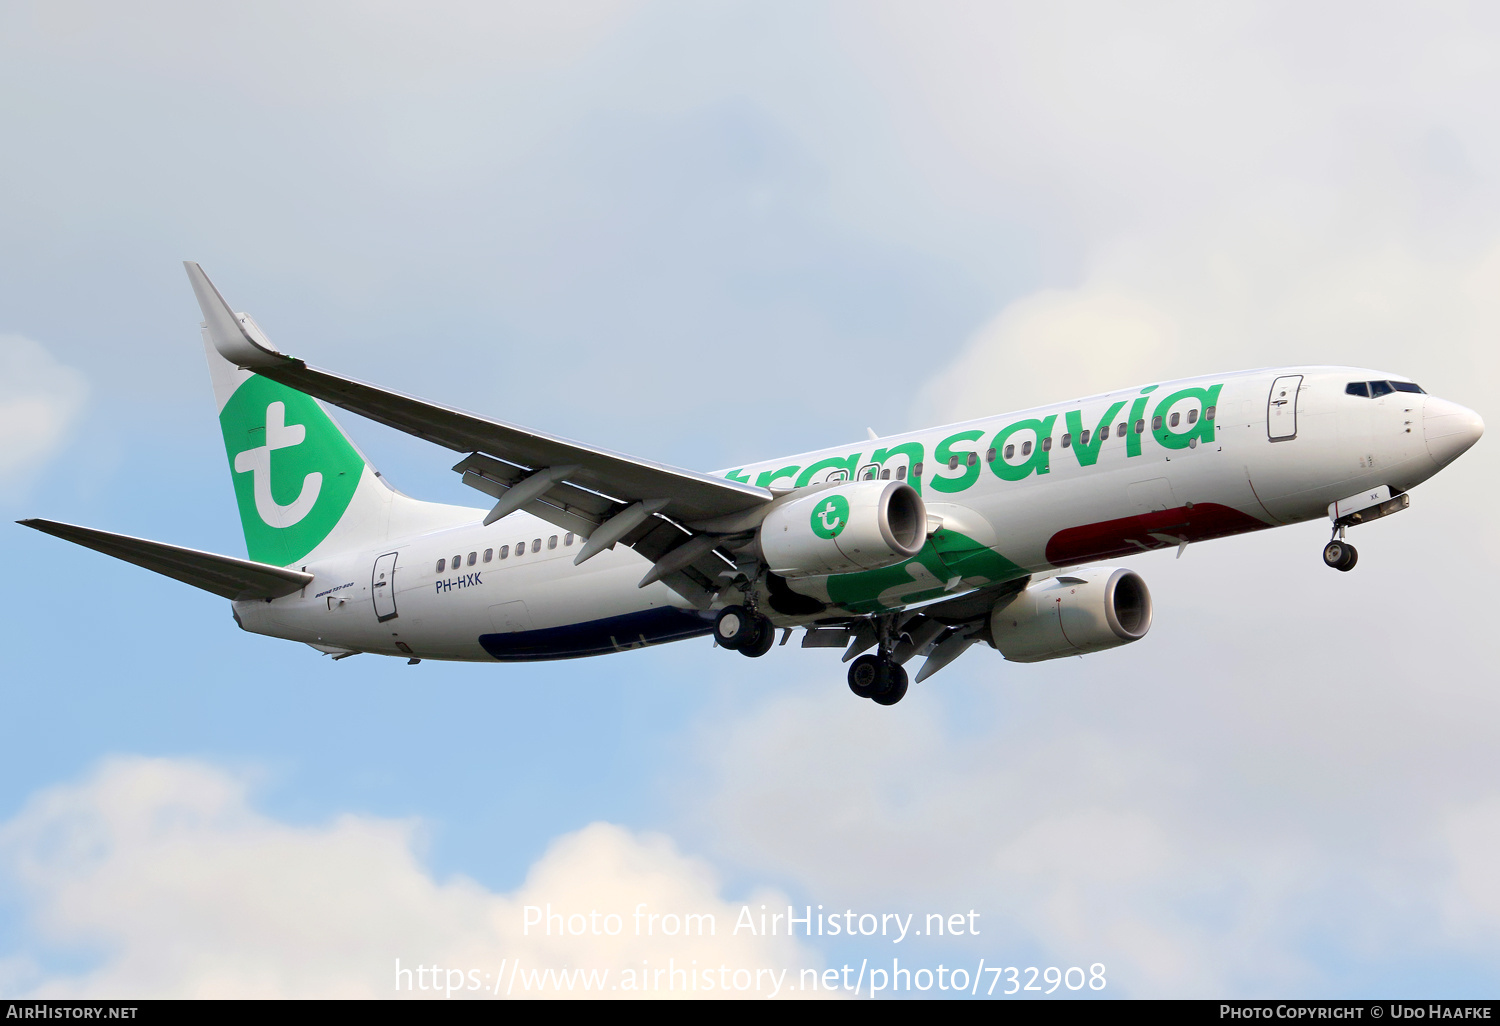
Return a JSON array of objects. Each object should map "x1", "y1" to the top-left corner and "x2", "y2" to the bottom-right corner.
[{"x1": 1322, "y1": 536, "x2": 1358, "y2": 572}]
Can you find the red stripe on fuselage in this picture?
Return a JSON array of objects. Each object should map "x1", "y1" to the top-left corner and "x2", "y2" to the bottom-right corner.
[{"x1": 1044, "y1": 503, "x2": 1272, "y2": 567}]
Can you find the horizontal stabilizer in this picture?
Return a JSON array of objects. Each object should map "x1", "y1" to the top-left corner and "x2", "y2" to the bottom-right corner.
[{"x1": 18, "y1": 519, "x2": 313, "y2": 601}]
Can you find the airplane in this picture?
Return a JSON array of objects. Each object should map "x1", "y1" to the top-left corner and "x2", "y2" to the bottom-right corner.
[{"x1": 19, "y1": 264, "x2": 1485, "y2": 706}]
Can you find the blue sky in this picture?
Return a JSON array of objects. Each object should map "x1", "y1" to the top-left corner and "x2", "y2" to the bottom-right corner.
[{"x1": 2, "y1": 0, "x2": 1499, "y2": 999}]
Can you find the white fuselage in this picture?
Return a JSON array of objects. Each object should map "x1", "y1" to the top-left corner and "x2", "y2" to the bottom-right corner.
[{"x1": 233, "y1": 366, "x2": 1477, "y2": 662}]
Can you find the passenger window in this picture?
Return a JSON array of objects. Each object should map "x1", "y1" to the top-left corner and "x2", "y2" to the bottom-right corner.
[
  {"x1": 1004, "y1": 444, "x2": 1015, "y2": 459},
  {"x1": 912, "y1": 462, "x2": 923, "y2": 477},
  {"x1": 896, "y1": 465, "x2": 907, "y2": 480},
  {"x1": 1205, "y1": 405, "x2": 1217, "y2": 420},
  {"x1": 1021, "y1": 440, "x2": 1032, "y2": 456},
  {"x1": 1151, "y1": 416, "x2": 1163, "y2": 430},
  {"x1": 965, "y1": 452, "x2": 977, "y2": 467},
  {"x1": 532, "y1": 539, "x2": 541, "y2": 553},
  {"x1": 1392, "y1": 381, "x2": 1424, "y2": 393},
  {"x1": 436, "y1": 558, "x2": 445, "y2": 573},
  {"x1": 452, "y1": 554, "x2": 461, "y2": 568},
  {"x1": 468, "y1": 552, "x2": 477, "y2": 566},
  {"x1": 1345, "y1": 382, "x2": 1370, "y2": 397},
  {"x1": 500, "y1": 545, "x2": 509, "y2": 559},
  {"x1": 565, "y1": 533, "x2": 574, "y2": 545},
  {"x1": 1117, "y1": 422, "x2": 1127, "y2": 435},
  {"x1": 1080, "y1": 429, "x2": 1091, "y2": 445},
  {"x1": 1134, "y1": 420, "x2": 1145, "y2": 434},
  {"x1": 1061, "y1": 433, "x2": 1071, "y2": 448},
  {"x1": 515, "y1": 541, "x2": 524, "y2": 556},
  {"x1": 985, "y1": 447, "x2": 996, "y2": 463},
  {"x1": 880, "y1": 468, "x2": 891, "y2": 479},
  {"x1": 948, "y1": 455, "x2": 959, "y2": 470},
  {"x1": 483, "y1": 548, "x2": 493, "y2": 563},
  {"x1": 1187, "y1": 409, "x2": 1198, "y2": 424},
  {"x1": 1169, "y1": 412, "x2": 1180, "y2": 427},
  {"x1": 548, "y1": 535, "x2": 558, "y2": 550}
]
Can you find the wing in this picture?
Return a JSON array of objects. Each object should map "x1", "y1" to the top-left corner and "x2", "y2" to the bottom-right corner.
[
  {"x1": 186, "y1": 262, "x2": 770, "y2": 607},
  {"x1": 20, "y1": 519, "x2": 313, "y2": 601}
]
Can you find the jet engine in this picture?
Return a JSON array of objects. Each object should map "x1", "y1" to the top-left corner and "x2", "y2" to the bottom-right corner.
[
  {"x1": 758, "y1": 480, "x2": 927, "y2": 578},
  {"x1": 989, "y1": 567, "x2": 1152, "y2": 662}
]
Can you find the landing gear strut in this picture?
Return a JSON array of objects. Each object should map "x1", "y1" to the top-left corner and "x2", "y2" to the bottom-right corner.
[
  {"x1": 846, "y1": 615, "x2": 909, "y2": 705},
  {"x1": 714, "y1": 604, "x2": 775, "y2": 658},
  {"x1": 1323, "y1": 525, "x2": 1358, "y2": 572}
]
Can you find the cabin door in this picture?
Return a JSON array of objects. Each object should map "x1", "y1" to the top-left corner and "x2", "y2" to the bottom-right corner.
[
  {"x1": 372, "y1": 551, "x2": 399, "y2": 622},
  {"x1": 1267, "y1": 375, "x2": 1303, "y2": 441}
]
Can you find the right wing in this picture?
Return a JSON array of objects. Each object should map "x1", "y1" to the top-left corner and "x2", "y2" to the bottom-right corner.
[
  {"x1": 187, "y1": 262, "x2": 772, "y2": 607},
  {"x1": 19, "y1": 519, "x2": 313, "y2": 602}
]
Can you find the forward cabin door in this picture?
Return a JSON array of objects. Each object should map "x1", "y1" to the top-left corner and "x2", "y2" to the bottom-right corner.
[
  {"x1": 372, "y1": 551, "x2": 399, "y2": 622},
  {"x1": 1267, "y1": 374, "x2": 1303, "y2": 441}
]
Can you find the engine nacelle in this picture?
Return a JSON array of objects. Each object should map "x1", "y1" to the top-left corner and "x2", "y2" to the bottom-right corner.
[
  {"x1": 989, "y1": 567, "x2": 1152, "y2": 663},
  {"x1": 759, "y1": 481, "x2": 927, "y2": 578}
]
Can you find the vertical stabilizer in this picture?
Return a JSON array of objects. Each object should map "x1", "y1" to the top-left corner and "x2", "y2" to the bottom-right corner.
[{"x1": 191, "y1": 265, "x2": 393, "y2": 567}]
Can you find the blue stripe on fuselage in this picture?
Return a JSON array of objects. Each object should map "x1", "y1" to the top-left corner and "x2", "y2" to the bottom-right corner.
[{"x1": 478, "y1": 607, "x2": 714, "y2": 661}]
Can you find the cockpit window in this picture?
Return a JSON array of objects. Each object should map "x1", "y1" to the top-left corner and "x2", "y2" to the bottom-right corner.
[{"x1": 1348, "y1": 380, "x2": 1424, "y2": 398}]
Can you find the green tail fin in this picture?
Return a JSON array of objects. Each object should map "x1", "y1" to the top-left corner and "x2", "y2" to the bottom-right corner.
[
  {"x1": 202, "y1": 315, "x2": 377, "y2": 567},
  {"x1": 189, "y1": 262, "x2": 481, "y2": 568}
]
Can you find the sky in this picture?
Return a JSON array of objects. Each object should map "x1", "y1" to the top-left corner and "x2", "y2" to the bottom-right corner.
[{"x1": 1, "y1": 0, "x2": 1498, "y2": 999}]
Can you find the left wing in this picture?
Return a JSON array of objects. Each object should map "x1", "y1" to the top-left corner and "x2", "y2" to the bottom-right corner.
[
  {"x1": 186, "y1": 262, "x2": 770, "y2": 607},
  {"x1": 19, "y1": 519, "x2": 313, "y2": 601}
]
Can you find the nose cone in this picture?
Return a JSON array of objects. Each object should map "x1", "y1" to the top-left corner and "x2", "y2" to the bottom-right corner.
[{"x1": 1424, "y1": 397, "x2": 1484, "y2": 468}]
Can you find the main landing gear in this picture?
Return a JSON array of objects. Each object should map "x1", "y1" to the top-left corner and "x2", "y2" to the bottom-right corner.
[
  {"x1": 847, "y1": 654, "x2": 908, "y2": 706},
  {"x1": 846, "y1": 614, "x2": 909, "y2": 706},
  {"x1": 714, "y1": 605, "x2": 775, "y2": 658}
]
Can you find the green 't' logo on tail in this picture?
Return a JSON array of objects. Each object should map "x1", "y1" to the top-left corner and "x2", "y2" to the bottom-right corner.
[{"x1": 219, "y1": 375, "x2": 364, "y2": 566}]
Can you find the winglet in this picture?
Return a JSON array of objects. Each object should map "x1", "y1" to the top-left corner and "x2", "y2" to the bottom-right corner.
[{"x1": 184, "y1": 261, "x2": 286, "y2": 370}]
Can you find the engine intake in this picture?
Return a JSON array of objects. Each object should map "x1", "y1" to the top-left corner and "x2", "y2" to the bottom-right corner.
[
  {"x1": 759, "y1": 481, "x2": 927, "y2": 579},
  {"x1": 989, "y1": 567, "x2": 1152, "y2": 662}
]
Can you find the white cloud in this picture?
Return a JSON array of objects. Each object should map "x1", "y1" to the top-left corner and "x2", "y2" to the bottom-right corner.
[
  {"x1": 684, "y1": 674, "x2": 1500, "y2": 995},
  {"x1": 912, "y1": 230, "x2": 1500, "y2": 432},
  {"x1": 0, "y1": 335, "x2": 88, "y2": 490},
  {"x1": 821, "y1": 5, "x2": 1500, "y2": 437},
  {"x1": 1441, "y1": 799, "x2": 1500, "y2": 939},
  {"x1": 17, "y1": 1, "x2": 636, "y2": 102},
  {"x1": 912, "y1": 283, "x2": 1182, "y2": 426},
  {"x1": 0, "y1": 757, "x2": 818, "y2": 999}
]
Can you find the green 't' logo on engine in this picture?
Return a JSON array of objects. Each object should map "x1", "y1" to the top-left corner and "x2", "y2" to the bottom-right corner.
[{"x1": 811, "y1": 494, "x2": 850, "y2": 540}]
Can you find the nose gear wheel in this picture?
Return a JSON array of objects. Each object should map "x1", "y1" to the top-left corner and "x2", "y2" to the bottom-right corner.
[{"x1": 1322, "y1": 540, "x2": 1358, "y2": 572}]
